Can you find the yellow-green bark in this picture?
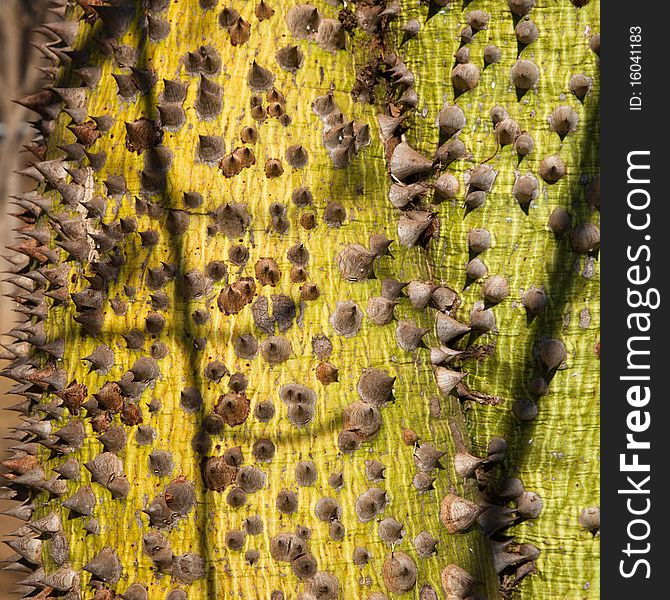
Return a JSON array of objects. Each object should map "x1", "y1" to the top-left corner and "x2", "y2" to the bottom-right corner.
[
  {"x1": 2, "y1": 1, "x2": 599, "y2": 599},
  {"x1": 394, "y1": 2, "x2": 601, "y2": 598}
]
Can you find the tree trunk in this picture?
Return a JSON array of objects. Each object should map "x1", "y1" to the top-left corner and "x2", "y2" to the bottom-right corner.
[{"x1": 2, "y1": 1, "x2": 600, "y2": 599}]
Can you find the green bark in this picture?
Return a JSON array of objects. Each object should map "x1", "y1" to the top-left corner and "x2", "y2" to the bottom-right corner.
[{"x1": 2, "y1": 1, "x2": 599, "y2": 599}]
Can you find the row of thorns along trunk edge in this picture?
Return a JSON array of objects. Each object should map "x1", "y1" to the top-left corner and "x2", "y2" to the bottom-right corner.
[{"x1": 0, "y1": 0, "x2": 72, "y2": 594}]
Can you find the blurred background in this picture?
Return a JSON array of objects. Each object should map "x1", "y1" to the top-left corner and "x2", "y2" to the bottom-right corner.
[{"x1": 1, "y1": 0, "x2": 57, "y2": 589}]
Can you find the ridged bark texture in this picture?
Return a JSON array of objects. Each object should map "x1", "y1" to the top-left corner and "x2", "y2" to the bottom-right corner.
[{"x1": 2, "y1": 0, "x2": 599, "y2": 599}]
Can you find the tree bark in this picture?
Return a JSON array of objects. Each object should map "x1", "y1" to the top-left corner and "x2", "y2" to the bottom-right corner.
[{"x1": 1, "y1": 1, "x2": 600, "y2": 599}]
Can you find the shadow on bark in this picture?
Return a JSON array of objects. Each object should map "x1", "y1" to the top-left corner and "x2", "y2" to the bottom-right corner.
[
  {"x1": 500, "y1": 92, "x2": 600, "y2": 506},
  {"x1": 133, "y1": 18, "x2": 218, "y2": 599}
]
